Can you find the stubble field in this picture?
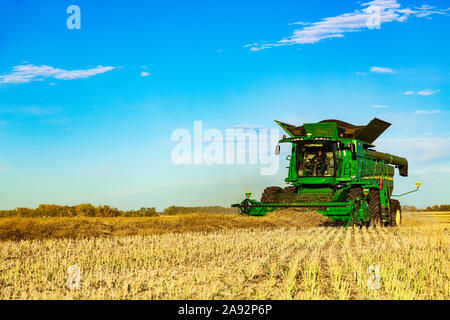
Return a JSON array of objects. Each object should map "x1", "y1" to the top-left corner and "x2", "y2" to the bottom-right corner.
[{"x1": 0, "y1": 211, "x2": 448, "y2": 299}]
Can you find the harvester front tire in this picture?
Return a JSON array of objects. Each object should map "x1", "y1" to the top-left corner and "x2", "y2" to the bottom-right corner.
[
  {"x1": 368, "y1": 189, "x2": 383, "y2": 226},
  {"x1": 347, "y1": 187, "x2": 363, "y2": 201},
  {"x1": 347, "y1": 187, "x2": 364, "y2": 227},
  {"x1": 389, "y1": 200, "x2": 402, "y2": 227},
  {"x1": 261, "y1": 186, "x2": 283, "y2": 203}
]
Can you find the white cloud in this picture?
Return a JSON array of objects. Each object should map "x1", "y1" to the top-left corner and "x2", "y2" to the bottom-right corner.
[
  {"x1": 288, "y1": 21, "x2": 311, "y2": 26},
  {"x1": 0, "y1": 106, "x2": 57, "y2": 116},
  {"x1": 0, "y1": 64, "x2": 115, "y2": 84},
  {"x1": 370, "y1": 66, "x2": 395, "y2": 74},
  {"x1": 414, "y1": 110, "x2": 442, "y2": 114},
  {"x1": 140, "y1": 71, "x2": 150, "y2": 77},
  {"x1": 417, "y1": 89, "x2": 440, "y2": 96},
  {"x1": 378, "y1": 137, "x2": 450, "y2": 164},
  {"x1": 231, "y1": 124, "x2": 266, "y2": 130},
  {"x1": 403, "y1": 89, "x2": 440, "y2": 96},
  {"x1": 247, "y1": 0, "x2": 449, "y2": 51},
  {"x1": 216, "y1": 48, "x2": 228, "y2": 53},
  {"x1": 409, "y1": 166, "x2": 450, "y2": 176},
  {"x1": 372, "y1": 104, "x2": 390, "y2": 108}
]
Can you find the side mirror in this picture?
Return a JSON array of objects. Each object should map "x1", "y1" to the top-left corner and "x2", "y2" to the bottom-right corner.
[{"x1": 275, "y1": 144, "x2": 280, "y2": 155}]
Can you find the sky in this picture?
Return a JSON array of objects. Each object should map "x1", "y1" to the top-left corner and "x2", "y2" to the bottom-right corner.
[{"x1": 0, "y1": 0, "x2": 449, "y2": 210}]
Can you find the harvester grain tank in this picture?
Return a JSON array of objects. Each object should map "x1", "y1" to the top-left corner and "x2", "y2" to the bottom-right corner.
[{"x1": 232, "y1": 118, "x2": 420, "y2": 226}]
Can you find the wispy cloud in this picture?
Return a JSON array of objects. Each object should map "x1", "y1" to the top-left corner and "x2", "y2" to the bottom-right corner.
[
  {"x1": 288, "y1": 21, "x2": 311, "y2": 26},
  {"x1": 414, "y1": 110, "x2": 442, "y2": 114},
  {"x1": 370, "y1": 66, "x2": 395, "y2": 74},
  {"x1": 409, "y1": 167, "x2": 450, "y2": 176},
  {"x1": 404, "y1": 89, "x2": 440, "y2": 96},
  {"x1": 247, "y1": 1, "x2": 449, "y2": 51},
  {"x1": 140, "y1": 71, "x2": 150, "y2": 77},
  {"x1": 0, "y1": 64, "x2": 115, "y2": 84},
  {"x1": 417, "y1": 89, "x2": 440, "y2": 96},
  {"x1": 372, "y1": 104, "x2": 390, "y2": 108},
  {"x1": 231, "y1": 124, "x2": 266, "y2": 130},
  {"x1": 0, "y1": 106, "x2": 58, "y2": 116},
  {"x1": 378, "y1": 137, "x2": 450, "y2": 164}
]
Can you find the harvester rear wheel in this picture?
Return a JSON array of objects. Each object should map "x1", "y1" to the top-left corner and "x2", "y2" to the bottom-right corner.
[
  {"x1": 389, "y1": 199, "x2": 402, "y2": 227},
  {"x1": 367, "y1": 189, "x2": 383, "y2": 226},
  {"x1": 261, "y1": 186, "x2": 283, "y2": 203}
]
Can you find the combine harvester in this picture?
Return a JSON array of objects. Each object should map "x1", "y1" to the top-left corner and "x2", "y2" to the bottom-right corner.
[{"x1": 232, "y1": 118, "x2": 420, "y2": 227}]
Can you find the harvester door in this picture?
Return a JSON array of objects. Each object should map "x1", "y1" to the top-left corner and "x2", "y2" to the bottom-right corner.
[
  {"x1": 350, "y1": 143, "x2": 357, "y2": 160},
  {"x1": 325, "y1": 151, "x2": 335, "y2": 176},
  {"x1": 297, "y1": 142, "x2": 336, "y2": 177}
]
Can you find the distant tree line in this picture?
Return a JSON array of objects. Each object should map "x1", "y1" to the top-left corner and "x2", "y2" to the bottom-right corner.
[
  {"x1": 0, "y1": 204, "x2": 237, "y2": 218},
  {"x1": 163, "y1": 206, "x2": 237, "y2": 215},
  {"x1": 402, "y1": 204, "x2": 450, "y2": 212},
  {"x1": 0, "y1": 204, "x2": 158, "y2": 218}
]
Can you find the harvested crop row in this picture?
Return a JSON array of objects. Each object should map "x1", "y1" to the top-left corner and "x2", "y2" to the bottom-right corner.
[
  {"x1": 0, "y1": 209, "x2": 330, "y2": 241},
  {"x1": 0, "y1": 216, "x2": 448, "y2": 300}
]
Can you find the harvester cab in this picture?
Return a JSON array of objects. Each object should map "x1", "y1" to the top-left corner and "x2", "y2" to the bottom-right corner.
[{"x1": 232, "y1": 118, "x2": 420, "y2": 227}]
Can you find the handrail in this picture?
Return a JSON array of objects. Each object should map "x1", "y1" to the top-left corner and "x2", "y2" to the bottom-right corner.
[{"x1": 391, "y1": 182, "x2": 421, "y2": 197}]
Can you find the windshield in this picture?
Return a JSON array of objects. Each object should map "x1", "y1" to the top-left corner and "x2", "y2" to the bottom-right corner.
[{"x1": 296, "y1": 142, "x2": 336, "y2": 177}]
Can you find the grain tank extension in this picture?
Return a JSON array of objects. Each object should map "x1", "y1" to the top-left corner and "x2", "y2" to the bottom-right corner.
[{"x1": 232, "y1": 118, "x2": 420, "y2": 226}]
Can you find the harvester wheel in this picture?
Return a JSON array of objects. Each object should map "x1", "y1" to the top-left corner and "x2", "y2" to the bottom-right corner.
[
  {"x1": 367, "y1": 189, "x2": 383, "y2": 226},
  {"x1": 347, "y1": 187, "x2": 364, "y2": 226},
  {"x1": 389, "y1": 199, "x2": 402, "y2": 227},
  {"x1": 347, "y1": 187, "x2": 364, "y2": 201},
  {"x1": 261, "y1": 186, "x2": 284, "y2": 203}
]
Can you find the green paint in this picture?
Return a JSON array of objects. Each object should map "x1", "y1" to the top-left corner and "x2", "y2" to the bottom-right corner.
[{"x1": 232, "y1": 118, "x2": 415, "y2": 226}]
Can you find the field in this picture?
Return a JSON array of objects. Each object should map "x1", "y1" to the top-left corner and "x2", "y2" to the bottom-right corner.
[{"x1": 0, "y1": 211, "x2": 448, "y2": 300}]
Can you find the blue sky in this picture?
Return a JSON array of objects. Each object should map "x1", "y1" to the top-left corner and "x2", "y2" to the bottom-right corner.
[{"x1": 0, "y1": 0, "x2": 449, "y2": 210}]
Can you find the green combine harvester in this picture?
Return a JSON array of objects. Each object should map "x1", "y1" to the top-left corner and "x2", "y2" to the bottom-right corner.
[{"x1": 232, "y1": 118, "x2": 420, "y2": 227}]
